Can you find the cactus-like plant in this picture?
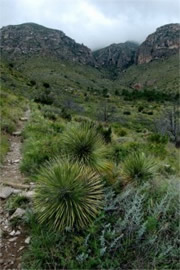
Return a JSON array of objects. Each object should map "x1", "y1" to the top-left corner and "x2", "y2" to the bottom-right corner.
[
  {"x1": 61, "y1": 123, "x2": 112, "y2": 173},
  {"x1": 34, "y1": 159, "x2": 103, "y2": 231},
  {"x1": 122, "y1": 152, "x2": 157, "y2": 181}
]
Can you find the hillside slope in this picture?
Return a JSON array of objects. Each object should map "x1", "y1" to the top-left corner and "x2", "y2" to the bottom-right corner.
[{"x1": 117, "y1": 54, "x2": 179, "y2": 94}]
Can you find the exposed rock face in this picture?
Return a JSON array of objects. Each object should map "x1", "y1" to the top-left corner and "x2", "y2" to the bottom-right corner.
[
  {"x1": 137, "y1": 23, "x2": 180, "y2": 64},
  {"x1": 0, "y1": 22, "x2": 179, "y2": 71},
  {"x1": 0, "y1": 23, "x2": 95, "y2": 65},
  {"x1": 93, "y1": 42, "x2": 138, "y2": 71}
]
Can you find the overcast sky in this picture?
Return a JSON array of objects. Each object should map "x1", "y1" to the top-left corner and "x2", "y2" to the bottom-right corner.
[{"x1": 0, "y1": 0, "x2": 179, "y2": 50}]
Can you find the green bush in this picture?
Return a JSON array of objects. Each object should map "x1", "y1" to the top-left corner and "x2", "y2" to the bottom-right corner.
[
  {"x1": 138, "y1": 105, "x2": 144, "y2": 112},
  {"x1": 34, "y1": 159, "x2": 103, "y2": 231},
  {"x1": 0, "y1": 135, "x2": 9, "y2": 164},
  {"x1": 148, "y1": 133, "x2": 168, "y2": 144},
  {"x1": 20, "y1": 135, "x2": 62, "y2": 175},
  {"x1": 96, "y1": 125, "x2": 112, "y2": 143},
  {"x1": 146, "y1": 143, "x2": 167, "y2": 159},
  {"x1": 122, "y1": 151, "x2": 157, "y2": 181},
  {"x1": 1, "y1": 118, "x2": 16, "y2": 134},
  {"x1": 5, "y1": 194, "x2": 29, "y2": 213},
  {"x1": 111, "y1": 142, "x2": 142, "y2": 165},
  {"x1": 117, "y1": 128, "x2": 127, "y2": 137},
  {"x1": 123, "y1": 111, "x2": 131, "y2": 115},
  {"x1": 61, "y1": 123, "x2": 112, "y2": 173},
  {"x1": 61, "y1": 108, "x2": 72, "y2": 121},
  {"x1": 23, "y1": 178, "x2": 179, "y2": 269}
]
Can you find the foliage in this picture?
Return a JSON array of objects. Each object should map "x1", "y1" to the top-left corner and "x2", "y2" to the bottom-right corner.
[
  {"x1": 96, "y1": 124, "x2": 112, "y2": 143},
  {"x1": 0, "y1": 89, "x2": 26, "y2": 134},
  {"x1": 23, "y1": 178, "x2": 179, "y2": 269},
  {"x1": 34, "y1": 159, "x2": 103, "y2": 231},
  {"x1": 21, "y1": 108, "x2": 63, "y2": 175},
  {"x1": 0, "y1": 135, "x2": 9, "y2": 164},
  {"x1": 5, "y1": 194, "x2": 29, "y2": 213},
  {"x1": 116, "y1": 127, "x2": 127, "y2": 137},
  {"x1": 148, "y1": 132, "x2": 168, "y2": 144},
  {"x1": 110, "y1": 142, "x2": 142, "y2": 165},
  {"x1": 122, "y1": 151, "x2": 157, "y2": 181},
  {"x1": 61, "y1": 123, "x2": 112, "y2": 173},
  {"x1": 21, "y1": 135, "x2": 62, "y2": 175}
]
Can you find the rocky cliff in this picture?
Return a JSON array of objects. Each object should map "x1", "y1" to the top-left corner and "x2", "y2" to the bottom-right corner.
[
  {"x1": 0, "y1": 22, "x2": 179, "y2": 72},
  {"x1": 93, "y1": 42, "x2": 138, "y2": 71},
  {"x1": 0, "y1": 23, "x2": 95, "y2": 65},
  {"x1": 137, "y1": 23, "x2": 180, "y2": 64}
]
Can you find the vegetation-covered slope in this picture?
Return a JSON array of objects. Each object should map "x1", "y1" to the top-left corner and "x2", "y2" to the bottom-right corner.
[
  {"x1": 1, "y1": 22, "x2": 179, "y2": 270},
  {"x1": 117, "y1": 54, "x2": 179, "y2": 94}
]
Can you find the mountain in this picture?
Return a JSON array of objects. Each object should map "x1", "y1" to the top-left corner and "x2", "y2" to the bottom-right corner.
[
  {"x1": 0, "y1": 23, "x2": 95, "y2": 65},
  {"x1": 0, "y1": 22, "x2": 179, "y2": 98},
  {"x1": 137, "y1": 23, "x2": 180, "y2": 64},
  {"x1": 93, "y1": 41, "x2": 138, "y2": 71}
]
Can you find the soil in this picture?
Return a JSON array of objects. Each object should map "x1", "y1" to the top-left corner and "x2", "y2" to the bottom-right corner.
[{"x1": 0, "y1": 108, "x2": 31, "y2": 270}]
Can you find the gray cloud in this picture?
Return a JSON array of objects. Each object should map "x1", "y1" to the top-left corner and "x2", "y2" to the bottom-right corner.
[{"x1": 0, "y1": 0, "x2": 179, "y2": 50}]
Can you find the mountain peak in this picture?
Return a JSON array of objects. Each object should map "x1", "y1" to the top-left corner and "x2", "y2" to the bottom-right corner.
[
  {"x1": 137, "y1": 23, "x2": 180, "y2": 64},
  {"x1": 0, "y1": 23, "x2": 95, "y2": 65},
  {"x1": 93, "y1": 41, "x2": 138, "y2": 71}
]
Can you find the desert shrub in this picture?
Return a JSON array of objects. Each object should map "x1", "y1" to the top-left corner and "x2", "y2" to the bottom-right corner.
[
  {"x1": 34, "y1": 88, "x2": 53, "y2": 105},
  {"x1": 111, "y1": 142, "x2": 142, "y2": 165},
  {"x1": 41, "y1": 106, "x2": 62, "y2": 120},
  {"x1": 43, "y1": 82, "x2": 50, "y2": 88},
  {"x1": 96, "y1": 125, "x2": 112, "y2": 143},
  {"x1": 78, "y1": 180, "x2": 179, "y2": 269},
  {"x1": 123, "y1": 111, "x2": 131, "y2": 115},
  {"x1": 61, "y1": 108, "x2": 72, "y2": 121},
  {"x1": 147, "y1": 111, "x2": 153, "y2": 115},
  {"x1": 34, "y1": 159, "x2": 103, "y2": 231},
  {"x1": 138, "y1": 105, "x2": 144, "y2": 112},
  {"x1": 73, "y1": 115, "x2": 92, "y2": 124},
  {"x1": 122, "y1": 151, "x2": 157, "y2": 181},
  {"x1": 22, "y1": 109, "x2": 64, "y2": 139},
  {"x1": 148, "y1": 133, "x2": 168, "y2": 144},
  {"x1": 116, "y1": 128, "x2": 127, "y2": 137},
  {"x1": 146, "y1": 143, "x2": 167, "y2": 159},
  {"x1": 0, "y1": 90, "x2": 26, "y2": 134},
  {"x1": 24, "y1": 178, "x2": 179, "y2": 269},
  {"x1": 61, "y1": 123, "x2": 112, "y2": 173},
  {"x1": 1, "y1": 118, "x2": 16, "y2": 134},
  {"x1": 20, "y1": 135, "x2": 62, "y2": 175},
  {"x1": 21, "y1": 108, "x2": 66, "y2": 175}
]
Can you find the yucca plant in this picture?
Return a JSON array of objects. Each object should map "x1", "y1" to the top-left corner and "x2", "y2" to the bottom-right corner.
[
  {"x1": 34, "y1": 159, "x2": 103, "y2": 231},
  {"x1": 61, "y1": 123, "x2": 112, "y2": 173},
  {"x1": 122, "y1": 152, "x2": 157, "y2": 181}
]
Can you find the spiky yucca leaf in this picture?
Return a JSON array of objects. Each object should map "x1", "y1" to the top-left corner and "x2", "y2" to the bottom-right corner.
[
  {"x1": 61, "y1": 123, "x2": 112, "y2": 173},
  {"x1": 122, "y1": 152, "x2": 157, "y2": 181},
  {"x1": 34, "y1": 159, "x2": 103, "y2": 231}
]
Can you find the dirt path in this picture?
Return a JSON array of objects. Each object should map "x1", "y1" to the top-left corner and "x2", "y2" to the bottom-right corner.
[
  {"x1": 0, "y1": 108, "x2": 31, "y2": 270},
  {"x1": 0, "y1": 108, "x2": 30, "y2": 185}
]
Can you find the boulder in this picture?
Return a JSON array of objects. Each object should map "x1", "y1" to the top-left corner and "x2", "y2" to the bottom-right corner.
[
  {"x1": 10, "y1": 208, "x2": 26, "y2": 220},
  {"x1": 0, "y1": 186, "x2": 14, "y2": 199}
]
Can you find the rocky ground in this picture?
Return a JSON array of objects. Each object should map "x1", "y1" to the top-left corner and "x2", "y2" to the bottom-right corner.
[{"x1": 0, "y1": 109, "x2": 34, "y2": 269}]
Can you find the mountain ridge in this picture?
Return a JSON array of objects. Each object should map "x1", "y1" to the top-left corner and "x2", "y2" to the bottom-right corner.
[
  {"x1": 0, "y1": 22, "x2": 95, "y2": 66},
  {"x1": 0, "y1": 22, "x2": 179, "y2": 73}
]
